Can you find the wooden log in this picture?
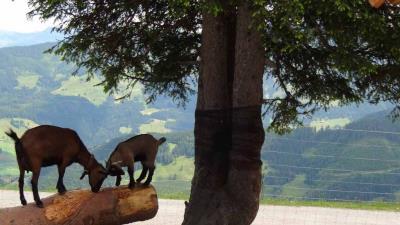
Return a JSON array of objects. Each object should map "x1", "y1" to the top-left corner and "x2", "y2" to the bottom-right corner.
[
  {"x1": 388, "y1": 0, "x2": 400, "y2": 4},
  {"x1": 0, "y1": 184, "x2": 158, "y2": 225},
  {"x1": 369, "y1": 0, "x2": 400, "y2": 8},
  {"x1": 369, "y1": 0, "x2": 386, "y2": 8}
]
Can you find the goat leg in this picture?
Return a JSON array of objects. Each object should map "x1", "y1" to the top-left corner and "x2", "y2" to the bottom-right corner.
[
  {"x1": 18, "y1": 169, "x2": 27, "y2": 206},
  {"x1": 116, "y1": 175, "x2": 121, "y2": 186},
  {"x1": 136, "y1": 165, "x2": 148, "y2": 183},
  {"x1": 57, "y1": 165, "x2": 67, "y2": 194},
  {"x1": 128, "y1": 165, "x2": 135, "y2": 189},
  {"x1": 31, "y1": 170, "x2": 43, "y2": 208},
  {"x1": 144, "y1": 166, "x2": 155, "y2": 186}
]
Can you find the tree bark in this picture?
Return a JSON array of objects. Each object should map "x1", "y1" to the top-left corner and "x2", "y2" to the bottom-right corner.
[
  {"x1": 0, "y1": 185, "x2": 158, "y2": 225},
  {"x1": 183, "y1": 1, "x2": 265, "y2": 225},
  {"x1": 230, "y1": 3, "x2": 265, "y2": 224}
]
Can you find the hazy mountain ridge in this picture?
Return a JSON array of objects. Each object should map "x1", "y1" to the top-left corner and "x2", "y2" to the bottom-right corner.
[{"x1": 0, "y1": 28, "x2": 62, "y2": 48}]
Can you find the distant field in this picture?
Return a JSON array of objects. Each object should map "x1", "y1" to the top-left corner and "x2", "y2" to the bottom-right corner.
[
  {"x1": 309, "y1": 117, "x2": 351, "y2": 131},
  {"x1": 15, "y1": 74, "x2": 40, "y2": 89},
  {"x1": 51, "y1": 76, "x2": 108, "y2": 106},
  {"x1": 139, "y1": 119, "x2": 171, "y2": 133},
  {"x1": 140, "y1": 108, "x2": 162, "y2": 116}
]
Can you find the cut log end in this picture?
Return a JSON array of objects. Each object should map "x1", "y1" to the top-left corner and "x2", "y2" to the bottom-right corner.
[
  {"x1": 0, "y1": 185, "x2": 158, "y2": 225},
  {"x1": 369, "y1": 0, "x2": 386, "y2": 8}
]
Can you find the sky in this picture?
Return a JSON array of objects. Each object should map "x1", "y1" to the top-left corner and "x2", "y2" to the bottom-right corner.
[{"x1": 0, "y1": 0, "x2": 53, "y2": 33}]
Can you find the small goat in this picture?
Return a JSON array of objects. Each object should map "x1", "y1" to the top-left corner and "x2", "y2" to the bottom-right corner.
[
  {"x1": 5, "y1": 125, "x2": 108, "y2": 208},
  {"x1": 106, "y1": 134, "x2": 166, "y2": 188}
]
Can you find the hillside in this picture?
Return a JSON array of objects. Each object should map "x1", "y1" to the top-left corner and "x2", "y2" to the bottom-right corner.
[
  {"x1": 263, "y1": 110, "x2": 400, "y2": 202},
  {"x1": 0, "y1": 43, "x2": 195, "y2": 146},
  {"x1": 2, "y1": 110, "x2": 400, "y2": 203}
]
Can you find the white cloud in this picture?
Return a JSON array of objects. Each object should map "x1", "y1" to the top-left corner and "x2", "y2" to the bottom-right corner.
[{"x1": 0, "y1": 0, "x2": 53, "y2": 33}]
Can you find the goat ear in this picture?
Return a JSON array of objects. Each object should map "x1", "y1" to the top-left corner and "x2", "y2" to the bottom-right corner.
[{"x1": 80, "y1": 170, "x2": 88, "y2": 180}]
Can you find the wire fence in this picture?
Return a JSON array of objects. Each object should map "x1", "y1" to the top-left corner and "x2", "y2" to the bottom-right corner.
[
  {"x1": 142, "y1": 126, "x2": 400, "y2": 224},
  {"x1": 2, "y1": 123, "x2": 400, "y2": 224}
]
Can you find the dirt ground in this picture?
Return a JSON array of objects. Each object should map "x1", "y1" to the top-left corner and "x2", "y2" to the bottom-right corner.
[{"x1": 1, "y1": 190, "x2": 399, "y2": 225}]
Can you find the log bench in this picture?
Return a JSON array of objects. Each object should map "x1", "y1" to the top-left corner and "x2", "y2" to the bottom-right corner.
[{"x1": 0, "y1": 184, "x2": 158, "y2": 225}]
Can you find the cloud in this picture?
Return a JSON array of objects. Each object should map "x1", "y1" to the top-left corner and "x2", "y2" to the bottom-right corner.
[{"x1": 0, "y1": 0, "x2": 53, "y2": 33}]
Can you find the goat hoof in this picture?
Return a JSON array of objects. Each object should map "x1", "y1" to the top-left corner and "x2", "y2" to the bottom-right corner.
[
  {"x1": 58, "y1": 187, "x2": 67, "y2": 195},
  {"x1": 21, "y1": 199, "x2": 27, "y2": 206},
  {"x1": 128, "y1": 183, "x2": 135, "y2": 189},
  {"x1": 36, "y1": 201, "x2": 44, "y2": 208},
  {"x1": 143, "y1": 182, "x2": 150, "y2": 186}
]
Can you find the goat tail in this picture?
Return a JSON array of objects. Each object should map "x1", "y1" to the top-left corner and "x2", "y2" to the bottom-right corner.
[
  {"x1": 5, "y1": 129, "x2": 23, "y2": 160},
  {"x1": 158, "y1": 137, "x2": 166, "y2": 145},
  {"x1": 5, "y1": 129, "x2": 20, "y2": 144}
]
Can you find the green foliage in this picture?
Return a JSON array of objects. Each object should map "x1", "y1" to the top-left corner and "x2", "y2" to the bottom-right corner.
[
  {"x1": 29, "y1": 0, "x2": 201, "y2": 106},
  {"x1": 28, "y1": 0, "x2": 400, "y2": 133},
  {"x1": 260, "y1": 1, "x2": 400, "y2": 133}
]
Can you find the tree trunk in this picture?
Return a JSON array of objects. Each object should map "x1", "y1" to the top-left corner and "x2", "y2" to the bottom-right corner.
[
  {"x1": 183, "y1": 1, "x2": 265, "y2": 225},
  {"x1": 0, "y1": 185, "x2": 158, "y2": 225}
]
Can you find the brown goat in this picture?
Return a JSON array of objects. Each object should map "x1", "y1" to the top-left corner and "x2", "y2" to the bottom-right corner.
[
  {"x1": 106, "y1": 134, "x2": 166, "y2": 188},
  {"x1": 5, "y1": 125, "x2": 108, "y2": 208}
]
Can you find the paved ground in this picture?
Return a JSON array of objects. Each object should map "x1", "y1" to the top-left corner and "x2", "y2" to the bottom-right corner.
[{"x1": 1, "y1": 190, "x2": 400, "y2": 225}]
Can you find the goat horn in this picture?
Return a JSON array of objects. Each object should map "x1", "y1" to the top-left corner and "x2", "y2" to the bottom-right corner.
[
  {"x1": 80, "y1": 170, "x2": 88, "y2": 180},
  {"x1": 112, "y1": 161, "x2": 123, "y2": 166}
]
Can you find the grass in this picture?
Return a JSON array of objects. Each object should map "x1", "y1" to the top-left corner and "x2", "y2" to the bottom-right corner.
[
  {"x1": 152, "y1": 180, "x2": 191, "y2": 200},
  {"x1": 167, "y1": 143, "x2": 177, "y2": 154},
  {"x1": 139, "y1": 119, "x2": 171, "y2": 134},
  {"x1": 157, "y1": 192, "x2": 400, "y2": 212},
  {"x1": 154, "y1": 156, "x2": 194, "y2": 181},
  {"x1": 280, "y1": 174, "x2": 307, "y2": 197},
  {"x1": 261, "y1": 198, "x2": 400, "y2": 211}
]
